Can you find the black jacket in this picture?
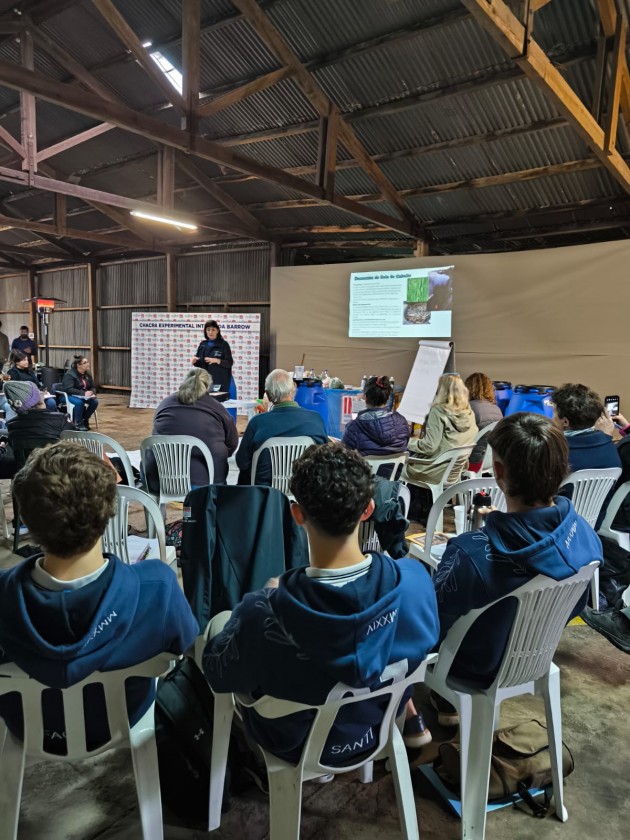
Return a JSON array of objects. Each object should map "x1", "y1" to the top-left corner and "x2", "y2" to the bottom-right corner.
[
  {"x1": 7, "y1": 410, "x2": 68, "y2": 468},
  {"x1": 193, "y1": 337, "x2": 233, "y2": 394},
  {"x1": 371, "y1": 477, "x2": 410, "y2": 559},
  {"x1": 61, "y1": 368, "x2": 95, "y2": 396},
  {"x1": 180, "y1": 484, "x2": 309, "y2": 627},
  {"x1": 7, "y1": 367, "x2": 38, "y2": 385}
]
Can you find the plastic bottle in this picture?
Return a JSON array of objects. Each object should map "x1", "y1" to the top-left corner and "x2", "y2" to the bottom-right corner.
[
  {"x1": 360, "y1": 374, "x2": 367, "y2": 391},
  {"x1": 468, "y1": 490, "x2": 492, "y2": 530}
]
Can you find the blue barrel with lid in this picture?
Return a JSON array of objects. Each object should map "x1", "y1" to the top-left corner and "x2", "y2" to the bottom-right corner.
[
  {"x1": 505, "y1": 385, "x2": 555, "y2": 419},
  {"x1": 492, "y1": 381, "x2": 513, "y2": 415},
  {"x1": 294, "y1": 378, "x2": 329, "y2": 428}
]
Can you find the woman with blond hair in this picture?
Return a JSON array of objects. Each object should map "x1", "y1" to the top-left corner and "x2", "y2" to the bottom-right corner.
[
  {"x1": 148, "y1": 368, "x2": 238, "y2": 488},
  {"x1": 465, "y1": 372, "x2": 503, "y2": 472},
  {"x1": 405, "y1": 374, "x2": 477, "y2": 484}
]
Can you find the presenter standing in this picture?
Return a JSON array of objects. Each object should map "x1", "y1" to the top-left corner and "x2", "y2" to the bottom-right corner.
[{"x1": 191, "y1": 320, "x2": 233, "y2": 401}]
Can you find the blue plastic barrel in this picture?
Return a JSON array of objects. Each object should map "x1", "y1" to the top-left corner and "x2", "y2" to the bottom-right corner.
[
  {"x1": 493, "y1": 381, "x2": 513, "y2": 415},
  {"x1": 226, "y1": 377, "x2": 238, "y2": 424},
  {"x1": 325, "y1": 388, "x2": 363, "y2": 438},
  {"x1": 294, "y1": 379, "x2": 329, "y2": 428},
  {"x1": 505, "y1": 385, "x2": 555, "y2": 419}
]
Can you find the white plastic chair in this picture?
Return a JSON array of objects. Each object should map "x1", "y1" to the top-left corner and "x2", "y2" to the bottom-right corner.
[
  {"x1": 462, "y1": 422, "x2": 498, "y2": 479},
  {"x1": 61, "y1": 430, "x2": 135, "y2": 486},
  {"x1": 364, "y1": 452, "x2": 408, "y2": 481},
  {"x1": 250, "y1": 435, "x2": 315, "y2": 495},
  {"x1": 409, "y1": 478, "x2": 506, "y2": 574},
  {"x1": 0, "y1": 653, "x2": 176, "y2": 840},
  {"x1": 560, "y1": 467, "x2": 621, "y2": 607},
  {"x1": 424, "y1": 563, "x2": 597, "y2": 840},
  {"x1": 208, "y1": 653, "x2": 437, "y2": 837},
  {"x1": 103, "y1": 485, "x2": 176, "y2": 567},
  {"x1": 141, "y1": 434, "x2": 215, "y2": 517},
  {"x1": 405, "y1": 444, "x2": 475, "y2": 530},
  {"x1": 358, "y1": 483, "x2": 410, "y2": 554}
]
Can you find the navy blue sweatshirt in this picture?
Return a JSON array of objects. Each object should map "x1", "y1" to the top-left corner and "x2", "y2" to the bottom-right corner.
[
  {"x1": 434, "y1": 496, "x2": 602, "y2": 683},
  {"x1": 203, "y1": 552, "x2": 439, "y2": 765},
  {"x1": 0, "y1": 554, "x2": 198, "y2": 753}
]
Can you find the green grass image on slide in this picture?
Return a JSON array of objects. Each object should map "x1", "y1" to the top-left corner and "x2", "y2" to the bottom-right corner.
[{"x1": 406, "y1": 276, "x2": 429, "y2": 302}]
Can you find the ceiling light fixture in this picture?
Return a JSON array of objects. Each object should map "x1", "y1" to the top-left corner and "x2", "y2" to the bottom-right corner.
[{"x1": 130, "y1": 210, "x2": 198, "y2": 231}]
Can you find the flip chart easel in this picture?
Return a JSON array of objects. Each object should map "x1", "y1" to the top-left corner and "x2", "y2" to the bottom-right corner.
[{"x1": 398, "y1": 340, "x2": 455, "y2": 424}]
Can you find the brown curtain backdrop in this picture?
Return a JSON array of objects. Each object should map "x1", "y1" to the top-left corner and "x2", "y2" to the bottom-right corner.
[{"x1": 271, "y1": 239, "x2": 628, "y2": 403}]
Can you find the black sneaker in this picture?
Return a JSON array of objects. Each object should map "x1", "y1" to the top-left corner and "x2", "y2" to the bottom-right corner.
[
  {"x1": 582, "y1": 606, "x2": 630, "y2": 654},
  {"x1": 430, "y1": 690, "x2": 459, "y2": 726},
  {"x1": 402, "y1": 713, "x2": 432, "y2": 748}
]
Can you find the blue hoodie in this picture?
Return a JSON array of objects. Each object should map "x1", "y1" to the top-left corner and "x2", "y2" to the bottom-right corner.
[
  {"x1": 0, "y1": 554, "x2": 198, "y2": 753},
  {"x1": 203, "y1": 552, "x2": 439, "y2": 765},
  {"x1": 433, "y1": 496, "x2": 602, "y2": 684}
]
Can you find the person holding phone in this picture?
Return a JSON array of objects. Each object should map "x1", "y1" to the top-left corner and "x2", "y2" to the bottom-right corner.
[
  {"x1": 551, "y1": 383, "x2": 621, "y2": 473},
  {"x1": 191, "y1": 320, "x2": 233, "y2": 402}
]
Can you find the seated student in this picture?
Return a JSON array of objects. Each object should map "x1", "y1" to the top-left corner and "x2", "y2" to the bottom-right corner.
[
  {"x1": 236, "y1": 368, "x2": 329, "y2": 485},
  {"x1": 342, "y1": 375, "x2": 410, "y2": 457},
  {"x1": 551, "y1": 383, "x2": 621, "y2": 473},
  {"x1": 464, "y1": 372, "x2": 503, "y2": 472},
  {"x1": 204, "y1": 443, "x2": 440, "y2": 764},
  {"x1": 6, "y1": 350, "x2": 57, "y2": 412},
  {"x1": 431, "y1": 413, "x2": 602, "y2": 720},
  {"x1": 149, "y1": 368, "x2": 238, "y2": 487},
  {"x1": 4, "y1": 380, "x2": 69, "y2": 468},
  {"x1": 0, "y1": 442, "x2": 198, "y2": 754},
  {"x1": 61, "y1": 355, "x2": 99, "y2": 430}
]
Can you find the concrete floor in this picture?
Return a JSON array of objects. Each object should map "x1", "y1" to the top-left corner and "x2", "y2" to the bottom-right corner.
[{"x1": 1, "y1": 396, "x2": 629, "y2": 840}]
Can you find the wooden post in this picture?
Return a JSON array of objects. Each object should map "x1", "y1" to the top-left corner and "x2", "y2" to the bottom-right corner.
[
  {"x1": 28, "y1": 266, "x2": 38, "y2": 353},
  {"x1": 166, "y1": 253, "x2": 177, "y2": 312},
  {"x1": 182, "y1": 0, "x2": 200, "y2": 133},
  {"x1": 20, "y1": 30, "x2": 37, "y2": 174},
  {"x1": 87, "y1": 261, "x2": 99, "y2": 382},
  {"x1": 414, "y1": 239, "x2": 430, "y2": 257},
  {"x1": 159, "y1": 146, "x2": 175, "y2": 209}
]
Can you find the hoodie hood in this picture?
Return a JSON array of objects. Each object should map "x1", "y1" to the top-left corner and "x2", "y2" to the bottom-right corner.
[
  {"x1": 435, "y1": 404, "x2": 476, "y2": 434},
  {"x1": 274, "y1": 554, "x2": 404, "y2": 687},
  {"x1": 483, "y1": 495, "x2": 601, "y2": 580},
  {"x1": 0, "y1": 554, "x2": 140, "y2": 687}
]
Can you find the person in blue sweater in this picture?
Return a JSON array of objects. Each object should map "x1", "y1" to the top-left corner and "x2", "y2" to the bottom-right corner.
[
  {"x1": 0, "y1": 442, "x2": 198, "y2": 754},
  {"x1": 342, "y1": 374, "x2": 410, "y2": 457},
  {"x1": 551, "y1": 383, "x2": 621, "y2": 473},
  {"x1": 430, "y1": 413, "x2": 602, "y2": 723},
  {"x1": 236, "y1": 368, "x2": 329, "y2": 485},
  {"x1": 204, "y1": 443, "x2": 440, "y2": 765}
]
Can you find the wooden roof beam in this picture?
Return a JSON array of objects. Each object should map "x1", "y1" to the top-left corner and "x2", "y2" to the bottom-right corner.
[
  {"x1": 230, "y1": 0, "x2": 415, "y2": 225},
  {"x1": 0, "y1": 59, "x2": 416, "y2": 236},
  {"x1": 181, "y1": 0, "x2": 200, "y2": 132},
  {"x1": 176, "y1": 154, "x2": 271, "y2": 241},
  {"x1": 36, "y1": 122, "x2": 115, "y2": 163},
  {"x1": 595, "y1": 0, "x2": 630, "y2": 137},
  {"x1": 196, "y1": 66, "x2": 294, "y2": 118},
  {"x1": 462, "y1": 0, "x2": 630, "y2": 194},
  {"x1": 91, "y1": 0, "x2": 187, "y2": 115}
]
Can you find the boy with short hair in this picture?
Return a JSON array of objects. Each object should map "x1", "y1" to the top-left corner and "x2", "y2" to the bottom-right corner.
[
  {"x1": 0, "y1": 442, "x2": 198, "y2": 752},
  {"x1": 204, "y1": 442, "x2": 439, "y2": 764}
]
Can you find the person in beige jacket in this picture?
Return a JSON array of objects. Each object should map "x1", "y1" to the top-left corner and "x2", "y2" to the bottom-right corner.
[{"x1": 405, "y1": 374, "x2": 478, "y2": 484}]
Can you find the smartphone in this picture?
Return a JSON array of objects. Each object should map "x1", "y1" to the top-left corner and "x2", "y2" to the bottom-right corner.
[{"x1": 604, "y1": 395, "x2": 620, "y2": 417}]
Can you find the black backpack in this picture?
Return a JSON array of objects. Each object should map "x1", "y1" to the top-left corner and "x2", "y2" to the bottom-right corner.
[{"x1": 154, "y1": 657, "x2": 230, "y2": 827}]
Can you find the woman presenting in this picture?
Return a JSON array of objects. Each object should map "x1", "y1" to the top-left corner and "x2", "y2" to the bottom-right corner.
[{"x1": 191, "y1": 320, "x2": 233, "y2": 401}]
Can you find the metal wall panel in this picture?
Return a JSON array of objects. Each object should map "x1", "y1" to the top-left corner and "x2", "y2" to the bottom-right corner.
[
  {"x1": 38, "y1": 266, "x2": 89, "y2": 307},
  {"x1": 98, "y1": 258, "x2": 166, "y2": 306},
  {"x1": 0, "y1": 274, "x2": 30, "y2": 352},
  {"x1": 98, "y1": 350, "x2": 131, "y2": 389},
  {"x1": 177, "y1": 247, "x2": 271, "y2": 304}
]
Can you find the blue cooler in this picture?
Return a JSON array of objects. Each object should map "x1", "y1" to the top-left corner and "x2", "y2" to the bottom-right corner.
[
  {"x1": 226, "y1": 377, "x2": 238, "y2": 424},
  {"x1": 294, "y1": 378, "x2": 328, "y2": 428},
  {"x1": 325, "y1": 388, "x2": 362, "y2": 438},
  {"x1": 492, "y1": 381, "x2": 513, "y2": 415},
  {"x1": 505, "y1": 385, "x2": 555, "y2": 419}
]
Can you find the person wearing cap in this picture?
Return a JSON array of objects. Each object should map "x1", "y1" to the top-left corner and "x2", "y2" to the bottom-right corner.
[{"x1": 4, "y1": 381, "x2": 69, "y2": 469}]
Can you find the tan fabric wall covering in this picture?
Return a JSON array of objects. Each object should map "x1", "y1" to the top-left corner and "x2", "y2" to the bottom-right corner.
[{"x1": 271, "y1": 239, "x2": 628, "y2": 402}]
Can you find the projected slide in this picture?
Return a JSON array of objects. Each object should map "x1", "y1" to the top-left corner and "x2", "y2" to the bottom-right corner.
[{"x1": 349, "y1": 266, "x2": 454, "y2": 338}]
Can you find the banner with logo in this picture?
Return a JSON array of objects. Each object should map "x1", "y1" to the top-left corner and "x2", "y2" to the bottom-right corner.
[{"x1": 130, "y1": 312, "x2": 261, "y2": 409}]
